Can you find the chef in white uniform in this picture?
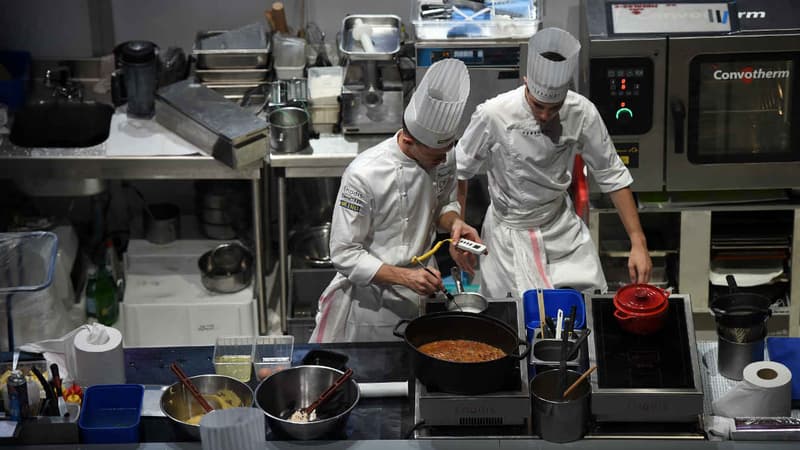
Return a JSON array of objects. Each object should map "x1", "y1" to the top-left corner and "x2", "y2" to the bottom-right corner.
[
  {"x1": 455, "y1": 28, "x2": 652, "y2": 298},
  {"x1": 310, "y1": 59, "x2": 481, "y2": 343}
]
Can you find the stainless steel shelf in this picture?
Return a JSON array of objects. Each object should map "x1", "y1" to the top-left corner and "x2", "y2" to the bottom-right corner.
[{"x1": 0, "y1": 154, "x2": 259, "y2": 180}]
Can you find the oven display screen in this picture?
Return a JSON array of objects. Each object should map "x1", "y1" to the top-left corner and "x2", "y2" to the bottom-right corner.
[{"x1": 688, "y1": 54, "x2": 800, "y2": 163}]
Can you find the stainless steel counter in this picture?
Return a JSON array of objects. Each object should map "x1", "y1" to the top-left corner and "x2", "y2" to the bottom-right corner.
[{"x1": 0, "y1": 114, "x2": 267, "y2": 333}]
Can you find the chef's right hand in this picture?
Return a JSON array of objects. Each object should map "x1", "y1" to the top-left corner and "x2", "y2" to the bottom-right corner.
[{"x1": 403, "y1": 267, "x2": 444, "y2": 296}]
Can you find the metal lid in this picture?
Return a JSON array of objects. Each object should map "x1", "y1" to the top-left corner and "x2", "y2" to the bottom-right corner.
[
  {"x1": 121, "y1": 41, "x2": 157, "y2": 64},
  {"x1": 613, "y1": 283, "x2": 668, "y2": 316}
]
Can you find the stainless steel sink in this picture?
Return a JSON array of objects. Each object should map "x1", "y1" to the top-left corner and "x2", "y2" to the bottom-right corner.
[{"x1": 9, "y1": 102, "x2": 114, "y2": 148}]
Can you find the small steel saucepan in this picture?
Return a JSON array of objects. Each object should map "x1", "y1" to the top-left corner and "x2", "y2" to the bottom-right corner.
[
  {"x1": 446, "y1": 267, "x2": 487, "y2": 314},
  {"x1": 198, "y1": 243, "x2": 253, "y2": 294}
]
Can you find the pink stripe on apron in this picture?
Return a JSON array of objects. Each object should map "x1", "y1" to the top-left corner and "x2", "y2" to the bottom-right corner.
[
  {"x1": 314, "y1": 292, "x2": 336, "y2": 343},
  {"x1": 528, "y1": 229, "x2": 552, "y2": 288}
]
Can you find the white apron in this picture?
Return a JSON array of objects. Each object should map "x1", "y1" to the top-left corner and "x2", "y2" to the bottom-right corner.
[
  {"x1": 456, "y1": 87, "x2": 632, "y2": 298},
  {"x1": 310, "y1": 134, "x2": 460, "y2": 343}
]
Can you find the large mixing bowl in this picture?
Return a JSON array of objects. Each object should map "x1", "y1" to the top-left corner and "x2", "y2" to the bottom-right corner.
[
  {"x1": 160, "y1": 374, "x2": 254, "y2": 440},
  {"x1": 255, "y1": 365, "x2": 360, "y2": 440}
]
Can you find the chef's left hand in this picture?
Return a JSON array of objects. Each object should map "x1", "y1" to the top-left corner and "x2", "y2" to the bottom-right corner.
[
  {"x1": 449, "y1": 218, "x2": 483, "y2": 277},
  {"x1": 628, "y1": 244, "x2": 652, "y2": 284}
]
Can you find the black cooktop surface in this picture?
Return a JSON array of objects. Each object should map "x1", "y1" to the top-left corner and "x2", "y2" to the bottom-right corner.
[{"x1": 592, "y1": 297, "x2": 695, "y2": 389}]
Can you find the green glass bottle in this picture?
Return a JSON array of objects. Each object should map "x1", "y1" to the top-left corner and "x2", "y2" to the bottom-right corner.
[{"x1": 95, "y1": 266, "x2": 118, "y2": 326}]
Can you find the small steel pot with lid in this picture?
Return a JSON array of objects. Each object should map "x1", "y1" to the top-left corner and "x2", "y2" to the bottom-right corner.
[{"x1": 613, "y1": 283, "x2": 670, "y2": 335}]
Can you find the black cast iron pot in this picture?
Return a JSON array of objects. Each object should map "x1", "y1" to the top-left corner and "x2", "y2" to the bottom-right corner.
[{"x1": 393, "y1": 312, "x2": 531, "y2": 395}]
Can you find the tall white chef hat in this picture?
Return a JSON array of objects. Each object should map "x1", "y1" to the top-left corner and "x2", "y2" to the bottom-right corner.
[
  {"x1": 404, "y1": 58, "x2": 470, "y2": 149},
  {"x1": 526, "y1": 28, "x2": 581, "y2": 104}
]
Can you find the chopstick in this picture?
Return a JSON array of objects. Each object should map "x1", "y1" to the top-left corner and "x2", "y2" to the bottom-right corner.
[
  {"x1": 563, "y1": 365, "x2": 597, "y2": 399},
  {"x1": 170, "y1": 362, "x2": 214, "y2": 413},
  {"x1": 304, "y1": 368, "x2": 354, "y2": 415},
  {"x1": 536, "y1": 288, "x2": 547, "y2": 337}
]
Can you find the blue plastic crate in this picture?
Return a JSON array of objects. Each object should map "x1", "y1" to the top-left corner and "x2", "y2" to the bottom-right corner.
[
  {"x1": 78, "y1": 384, "x2": 144, "y2": 444},
  {"x1": 523, "y1": 289, "x2": 586, "y2": 341},
  {"x1": 0, "y1": 51, "x2": 31, "y2": 112}
]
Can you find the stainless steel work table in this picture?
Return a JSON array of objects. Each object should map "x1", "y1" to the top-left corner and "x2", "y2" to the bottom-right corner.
[
  {"x1": 0, "y1": 126, "x2": 270, "y2": 334},
  {"x1": 268, "y1": 134, "x2": 388, "y2": 333}
]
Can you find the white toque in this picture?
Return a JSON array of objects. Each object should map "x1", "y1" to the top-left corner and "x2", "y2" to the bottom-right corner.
[
  {"x1": 526, "y1": 28, "x2": 581, "y2": 104},
  {"x1": 404, "y1": 58, "x2": 470, "y2": 149}
]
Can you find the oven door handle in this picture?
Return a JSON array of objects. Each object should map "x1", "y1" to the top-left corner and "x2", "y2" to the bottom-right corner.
[{"x1": 671, "y1": 98, "x2": 686, "y2": 154}]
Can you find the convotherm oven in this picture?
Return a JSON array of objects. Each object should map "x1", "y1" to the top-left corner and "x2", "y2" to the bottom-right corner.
[{"x1": 580, "y1": 0, "x2": 800, "y2": 191}]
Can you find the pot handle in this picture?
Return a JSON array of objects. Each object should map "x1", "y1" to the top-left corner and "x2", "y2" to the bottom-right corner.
[
  {"x1": 393, "y1": 319, "x2": 410, "y2": 339},
  {"x1": 614, "y1": 309, "x2": 632, "y2": 321},
  {"x1": 508, "y1": 338, "x2": 531, "y2": 361},
  {"x1": 726, "y1": 274, "x2": 738, "y2": 293},
  {"x1": 278, "y1": 131, "x2": 285, "y2": 143}
]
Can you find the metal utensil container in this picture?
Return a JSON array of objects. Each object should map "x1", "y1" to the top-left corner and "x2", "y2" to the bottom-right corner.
[
  {"x1": 198, "y1": 243, "x2": 253, "y2": 294},
  {"x1": 268, "y1": 107, "x2": 309, "y2": 153},
  {"x1": 530, "y1": 369, "x2": 590, "y2": 443}
]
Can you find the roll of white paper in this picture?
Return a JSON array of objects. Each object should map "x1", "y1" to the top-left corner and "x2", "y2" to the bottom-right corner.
[
  {"x1": 73, "y1": 325, "x2": 125, "y2": 387},
  {"x1": 357, "y1": 382, "x2": 408, "y2": 398},
  {"x1": 713, "y1": 361, "x2": 793, "y2": 418}
]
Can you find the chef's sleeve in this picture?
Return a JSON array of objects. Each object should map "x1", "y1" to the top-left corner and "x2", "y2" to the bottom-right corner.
[
  {"x1": 455, "y1": 106, "x2": 493, "y2": 181},
  {"x1": 578, "y1": 101, "x2": 634, "y2": 193},
  {"x1": 329, "y1": 170, "x2": 383, "y2": 286},
  {"x1": 435, "y1": 155, "x2": 461, "y2": 229}
]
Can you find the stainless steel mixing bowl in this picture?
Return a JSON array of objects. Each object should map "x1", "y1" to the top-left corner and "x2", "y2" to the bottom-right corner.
[
  {"x1": 160, "y1": 374, "x2": 254, "y2": 440},
  {"x1": 255, "y1": 365, "x2": 360, "y2": 440}
]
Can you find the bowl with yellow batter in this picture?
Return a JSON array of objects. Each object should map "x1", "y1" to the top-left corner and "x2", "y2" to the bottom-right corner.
[{"x1": 160, "y1": 374, "x2": 254, "y2": 440}]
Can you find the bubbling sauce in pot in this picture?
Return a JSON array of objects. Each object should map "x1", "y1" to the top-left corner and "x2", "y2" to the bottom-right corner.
[{"x1": 418, "y1": 339, "x2": 505, "y2": 363}]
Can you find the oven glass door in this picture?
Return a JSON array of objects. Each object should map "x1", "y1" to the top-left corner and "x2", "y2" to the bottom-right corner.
[{"x1": 688, "y1": 53, "x2": 800, "y2": 164}]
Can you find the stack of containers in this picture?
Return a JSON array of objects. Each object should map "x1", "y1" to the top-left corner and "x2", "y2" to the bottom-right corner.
[
  {"x1": 193, "y1": 22, "x2": 272, "y2": 104},
  {"x1": 307, "y1": 66, "x2": 343, "y2": 134}
]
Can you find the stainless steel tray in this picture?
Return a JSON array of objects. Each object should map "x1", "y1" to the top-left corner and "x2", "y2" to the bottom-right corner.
[
  {"x1": 195, "y1": 68, "x2": 271, "y2": 83},
  {"x1": 340, "y1": 15, "x2": 401, "y2": 60},
  {"x1": 193, "y1": 24, "x2": 271, "y2": 69},
  {"x1": 155, "y1": 80, "x2": 268, "y2": 169},
  {"x1": 200, "y1": 82, "x2": 269, "y2": 97}
]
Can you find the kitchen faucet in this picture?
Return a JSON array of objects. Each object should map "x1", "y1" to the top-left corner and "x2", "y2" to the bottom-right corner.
[{"x1": 44, "y1": 66, "x2": 83, "y2": 102}]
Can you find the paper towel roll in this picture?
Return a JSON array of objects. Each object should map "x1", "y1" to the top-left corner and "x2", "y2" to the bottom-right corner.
[
  {"x1": 73, "y1": 325, "x2": 126, "y2": 387},
  {"x1": 713, "y1": 361, "x2": 792, "y2": 418}
]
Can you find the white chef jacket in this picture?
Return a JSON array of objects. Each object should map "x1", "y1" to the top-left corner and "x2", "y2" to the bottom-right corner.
[
  {"x1": 456, "y1": 86, "x2": 633, "y2": 298},
  {"x1": 310, "y1": 133, "x2": 461, "y2": 342}
]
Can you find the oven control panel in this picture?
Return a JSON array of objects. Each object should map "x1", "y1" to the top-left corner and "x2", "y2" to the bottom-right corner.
[{"x1": 589, "y1": 57, "x2": 654, "y2": 135}]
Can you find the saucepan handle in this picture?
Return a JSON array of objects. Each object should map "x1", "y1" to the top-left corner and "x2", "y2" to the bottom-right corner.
[
  {"x1": 393, "y1": 319, "x2": 410, "y2": 339},
  {"x1": 509, "y1": 338, "x2": 531, "y2": 360},
  {"x1": 614, "y1": 309, "x2": 631, "y2": 321}
]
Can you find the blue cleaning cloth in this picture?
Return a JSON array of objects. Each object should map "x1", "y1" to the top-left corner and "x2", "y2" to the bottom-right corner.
[
  {"x1": 766, "y1": 337, "x2": 800, "y2": 403},
  {"x1": 446, "y1": 23, "x2": 484, "y2": 38}
]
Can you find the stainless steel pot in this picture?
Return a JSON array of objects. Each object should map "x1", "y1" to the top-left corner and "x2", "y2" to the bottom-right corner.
[
  {"x1": 160, "y1": 374, "x2": 254, "y2": 440},
  {"x1": 269, "y1": 107, "x2": 309, "y2": 153},
  {"x1": 198, "y1": 243, "x2": 253, "y2": 293},
  {"x1": 446, "y1": 267, "x2": 487, "y2": 313},
  {"x1": 144, "y1": 203, "x2": 180, "y2": 244},
  {"x1": 255, "y1": 365, "x2": 360, "y2": 440},
  {"x1": 290, "y1": 223, "x2": 332, "y2": 268}
]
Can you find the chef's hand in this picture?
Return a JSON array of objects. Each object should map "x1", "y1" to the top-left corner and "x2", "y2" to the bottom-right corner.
[
  {"x1": 403, "y1": 267, "x2": 444, "y2": 296},
  {"x1": 449, "y1": 218, "x2": 483, "y2": 278},
  {"x1": 628, "y1": 244, "x2": 652, "y2": 284}
]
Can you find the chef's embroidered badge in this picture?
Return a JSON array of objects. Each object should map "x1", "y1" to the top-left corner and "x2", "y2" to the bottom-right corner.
[{"x1": 339, "y1": 185, "x2": 366, "y2": 213}]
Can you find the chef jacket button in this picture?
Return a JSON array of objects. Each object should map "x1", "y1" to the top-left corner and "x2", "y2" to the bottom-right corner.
[{"x1": 404, "y1": 218, "x2": 409, "y2": 222}]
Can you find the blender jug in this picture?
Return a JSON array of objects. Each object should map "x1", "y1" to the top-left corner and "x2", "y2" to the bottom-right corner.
[{"x1": 111, "y1": 41, "x2": 159, "y2": 118}]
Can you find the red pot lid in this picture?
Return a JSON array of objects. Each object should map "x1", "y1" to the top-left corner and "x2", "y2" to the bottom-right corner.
[{"x1": 614, "y1": 284, "x2": 668, "y2": 315}]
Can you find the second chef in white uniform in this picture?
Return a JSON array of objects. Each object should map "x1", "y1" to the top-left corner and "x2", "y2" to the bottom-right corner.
[
  {"x1": 310, "y1": 59, "x2": 482, "y2": 342},
  {"x1": 456, "y1": 28, "x2": 652, "y2": 298}
]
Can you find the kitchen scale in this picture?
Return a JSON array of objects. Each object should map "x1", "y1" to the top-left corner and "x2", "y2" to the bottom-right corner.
[
  {"x1": 587, "y1": 294, "x2": 704, "y2": 424},
  {"x1": 412, "y1": 297, "x2": 531, "y2": 438}
]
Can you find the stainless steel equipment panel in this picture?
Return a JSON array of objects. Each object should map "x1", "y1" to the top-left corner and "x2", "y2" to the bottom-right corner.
[{"x1": 415, "y1": 39, "x2": 529, "y2": 137}]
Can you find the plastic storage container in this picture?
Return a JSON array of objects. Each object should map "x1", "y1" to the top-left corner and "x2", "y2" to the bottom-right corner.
[
  {"x1": 213, "y1": 336, "x2": 254, "y2": 382},
  {"x1": 523, "y1": 289, "x2": 586, "y2": 336},
  {"x1": 0, "y1": 51, "x2": 31, "y2": 111},
  {"x1": 308, "y1": 66, "x2": 343, "y2": 106},
  {"x1": 412, "y1": 0, "x2": 540, "y2": 40},
  {"x1": 273, "y1": 33, "x2": 306, "y2": 80},
  {"x1": 78, "y1": 384, "x2": 144, "y2": 444},
  {"x1": 0, "y1": 231, "x2": 59, "y2": 350},
  {"x1": 253, "y1": 335, "x2": 294, "y2": 380}
]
